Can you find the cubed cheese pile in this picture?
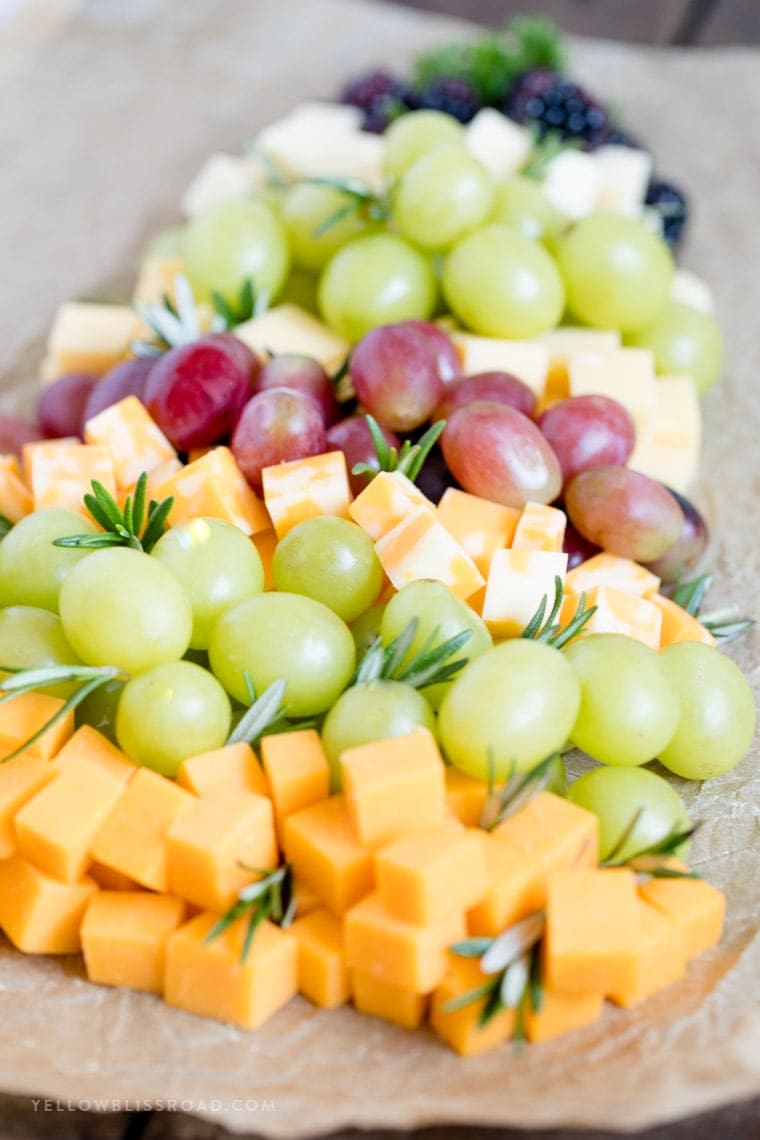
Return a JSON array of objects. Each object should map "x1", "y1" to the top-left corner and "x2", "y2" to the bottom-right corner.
[{"x1": 0, "y1": 709, "x2": 724, "y2": 1051}]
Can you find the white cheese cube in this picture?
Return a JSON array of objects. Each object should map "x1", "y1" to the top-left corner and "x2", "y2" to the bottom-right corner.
[
  {"x1": 449, "y1": 332, "x2": 549, "y2": 398},
  {"x1": 256, "y1": 102, "x2": 383, "y2": 191},
  {"x1": 482, "y1": 548, "x2": 568, "y2": 637},
  {"x1": 181, "y1": 153, "x2": 268, "y2": 218},
  {"x1": 594, "y1": 146, "x2": 653, "y2": 218},
  {"x1": 234, "y1": 304, "x2": 349, "y2": 373},
  {"x1": 464, "y1": 109, "x2": 533, "y2": 182},
  {"x1": 568, "y1": 347, "x2": 657, "y2": 439},
  {"x1": 541, "y1": 151, "x2": 601, "y2": 220},
  {"x1": 670, "y1": 268, "x2": 715, "y2": 314},
  {"x1": 627, "y1": 374, "x2": 701, "y2": 493}
]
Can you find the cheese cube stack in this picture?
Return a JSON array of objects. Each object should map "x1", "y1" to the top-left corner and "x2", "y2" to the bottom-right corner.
[
  {"x1": 23, "y1": 438, "x2": 116, "y2": 514},
  {"x1": 84, "y1": 395, "x2": 178, "y2": 491},
  {"x1": 349, "y1": 470, "x2": 434, "y2": 541},
  {"x1": 154, "y1": 446, "x2": 270, "y2": 535},
  {"x1": 449, "y1": 331, "x2": 550, "y2": 398},
  {"x1": 374, "y1": 505, "x2": 485, "y2": 601},
  {"x1": 568, "y1": 347, "x2": 658, "y2": 440},
  {"x1": 436, "y1": 487, "x2": 519, "y2": 575}
]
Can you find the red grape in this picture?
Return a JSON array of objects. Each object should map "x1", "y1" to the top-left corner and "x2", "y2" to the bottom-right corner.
[
  {"x1": 349, "y1": 323, "x2": 443, "y2": 432},
  {"x1": 403, "y1": 320, "x2": 462, "y2": 383},
  {"x1": 643, "y1": 489, "x2": 708, "y2": 583},
  {"x1": 83, "y1": 356, "x2": 155, "y2": 424},
  {"x1": 37, "y1": 373, "x2": 98, "y2": 439},
  {"x1": 325, "y1": 415, "x2": 400, "y2": 496},
  {"x1": 145, "y1": 334, "x2": 258, "y2": 450},
  {"x1": 563, "y1": 521, "x2": 601, "y2": 570},
  {"x1": 231, "y1": 387, "x2": 327, "y2": 491},
  {"x1": 441, "y1": 401, "x2": 562, "y2": 509},
  {"x1": 433, "y1": 371, "x2": 536, "y2": 421},
  {"x1": 256, "y1": 354, "x2": 340, "y2": 427},
  {"x1": 565, "y1": 466, "x2": 684, "y2": 562},
  {"x1": 0, "y1": 413, "x2": 43, "y2": 455},
  {"x1": 538, "y1": 395, "x2": 636, "y2": 486}
]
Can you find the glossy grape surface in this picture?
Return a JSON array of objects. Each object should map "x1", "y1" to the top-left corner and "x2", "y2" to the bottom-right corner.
[
  {"x1": 37, "y1": 373, "x2": 96, "y2": 439},
  {"x1": 383, "y1": 110, "x2": 464, "y2": 179},
  {"x1": 538, "y1": 395, "x2": 636, "y2": 486},
  {"x1": 394, "y1": 146, "x2": 494, "y2": 251},
  {"x1": 643, "y1": 490, "x2": 708, "y2": 583},
  {"x1": 349, "y1": 323, "x2": 443, "y2": 431},
  {"x1": 82, "y1": 357, "x2": 154, "y2": 424},
  {"x1": 433, "y1": 371, "x2": 536, "y2": 422},
  {"x1": 490, "y1": 176, "x2": 564, "y2": 245},
  {"x1": 567, "y1": 765, "x2": 690, "y2": 862},
  {"x1": 231, "y1": 387, "x2": 327, "y2": 491},
  {"x1": 283, "y1": 181, "x2": 370, "y2": 272},
  {"x1": 272, "y1": 516, "x2": 383, "y2": 623},
  {"x1": 565, "y1": 465, "x2": 684, "y2": 562},
  {"x1": 626, "y1": 301, "x2": 724, "y2": 393},
  {"x1": 184, "y1": 198, "x2": 290, "y2": 305},
  {"x1": 0, "y1": 508, "x2": 98, "y2": 613},
  {"x1": 256, "y1": 354, "x2": 339, "y2": 427}
]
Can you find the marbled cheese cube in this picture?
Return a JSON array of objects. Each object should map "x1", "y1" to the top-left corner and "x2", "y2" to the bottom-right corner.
[
  {"x1": 374, "y1": 505, "x2": 485, "y2": 600},
  {"x1": 651, "y1": 594, "x2": 716, "y2": 648},
  {"x1": 482, "y1": 548, "x2": 568, "y2": 637},
  {"x1": 436, "y1": 487, "x2": 519, "y2": 575},
  {"x1": 349, "y1": 470, "x2": 434, "y2": 541},
  {"x1": 568, "y1": 347, "x2": 657, "y2": 439},
  {"x1": 23, "y1": 439, "x2": 116, "y2": 514},
  {"x1": 464, "y1": 108, "x2": 532, "y2": 181},
  {"x1": 263, "y1": 450, "x2": 351, "y2": 539},
  {"x1": 559, "y1": 585, "x2": 662, "y2": 649},
  {"x1": 511, "y1": 501, "x2": 566, "y2": 553},
  {"x1": 450, "y1": 332, "x2": 549, "y2": 398},
  {"x1": 565, "y1": 552, "x2": 660, "y2": 598},
  {"x1": 235, "y1": 304, "x2": 349, "y2": 373},
  {"x1": 154, "y1": 446, "x2": 269, "y2": 536},
  {"x1": 0, "y1": 457, "x2": 32, "y2": 522},
  {"x1": 84, "y1": 396, "x2": 178, "y2": 491}
]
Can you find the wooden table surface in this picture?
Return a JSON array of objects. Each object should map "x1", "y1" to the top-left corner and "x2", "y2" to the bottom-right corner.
[{"x1": 1, "y1": 0, "x2": 758, "y2": 1137}]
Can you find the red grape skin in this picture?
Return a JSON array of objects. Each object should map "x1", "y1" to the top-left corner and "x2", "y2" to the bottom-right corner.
[
  {"x1": 538, "y1": 395, "x2": 636, "y2": 486},
  {"x1": 643, "y1": 489, "x2": 708, "y2": 583},
  {"x1": 441, "y1": 401, "x2": 563, "y2": 509},
  {"x1": 37, "y1": 373, "x2": 98, "y2": 439},
  {"x1": 231, "y1": 387, "x2": 327, "y2": 491},
  {"x1": 325, "y1": 415, "x2": 400, "y2": 496},
  {"x1": 0, "y1": 413, "x2": 43, "y2": 455},
  {"x1": 256, "y1": 354, "x2": 340, "y2": 427},
  {"x1": 82, "y1": 356, "x2": 155, "y2": 425},
  {"x1": 433, "y1": 371, "x2": 536, "y2": 422},
  {"x1": 403, "y1": 320, "x2": 463, "y2": 383},
  {"x1": 145, "y1": 334, "x2": 258, "y2": 450},
  {"x1": 349, "y1": 323, "x2": 443, "y2": 432},
  {"x1": 563, "y1": 520, "x2": 601, "y2": 569},
  {"x1": 565, "y1": 466, "x2": 684, "y2": 562}
]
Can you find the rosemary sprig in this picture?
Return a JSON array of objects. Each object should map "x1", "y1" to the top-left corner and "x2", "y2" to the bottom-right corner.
[
  {"x1": 479, "y1": 752, "x2": 561, "y2": 831},
  {"x1": 132, "y1": 274, "x2": 220, "y2": 357},
  {"x1": 352, "y1": 414, "x2": 446, "y2": 486},
  {"x1": 352, "y1": 617, "x2": 471, "y2": 690},
  {"x1": 303, "y1": 176, "x2": 393, "y2": 236},
  {"x1": 204, "y1": 863, "x2": 296, "y2": 962},
  {"x1": 210, "y1": 278, "x2": 268, "y2": 329},
  {"x1": 0, "y1": 513, "x2": 13, "y2": 540},
  {"x1": 520, "y1": 576, "x2": 596, "y2": 648},
  {"x1": 445, "y1": 911, "x2": 546, "y2": 1037},
  {"x1": 226, "y1": 678, "x2": 288, "y2": 746},
  {"x1": 0, "y1": 664, "x2": 123, "y2": 764},
  {"x1": 668, "y1": 573, "x2": 754, "y2": 643},
  {"x1": 52, "y1": 473, "x2": 173, "y2": 554},
  {"x1": 602, "y1": 808, "x2": 699, "y2": 880},
  {"x1": 243, "y1": 141, "x2": 292, "y2": 191}
]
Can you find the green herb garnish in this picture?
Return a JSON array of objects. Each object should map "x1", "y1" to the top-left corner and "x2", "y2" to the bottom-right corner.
[
  {"x1": 352, "y1": 617, "x2": 471, "y2": 690},
  {"x1": 520, "y1": 575, "x2": 596, "y2": 648},
  {"x1": 204, "y1": 863, "x2": 296, "y2": 962},
  {"x1": 52, "y1": 473, "x2": 173, "y2": 554},
  {"x1": 602, "y1": 808, "x2": 699, "y2": 880},
  {"x1": 210, "y1": 278, "x2": 267, "y2": 329},
  {"x1": 669, "y1": 573, "x2": 754, "y2": 643},
  {"x1": 226, "y1": 677, "x2": 288, "y2": 747},
  {"x1": 132, "y1": 274, "x2": 218, "y2": 356},
  {"x1": 303, "y1": 176, "x2": 393, "y2": 236},
  {"x1": 521, "y1": 129, "x2": 583, "y2": 180},
  {"x1": 0, "y1": 513, "x2": 13, "y2": 540},
  {"x1": 479, "y1": 752, "x2": 562, "y2": 831},
  {"x1": 352, "y1": 414, "x2": 446, "y2": 486}
]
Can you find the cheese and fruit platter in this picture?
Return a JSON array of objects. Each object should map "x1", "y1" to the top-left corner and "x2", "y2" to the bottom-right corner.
[{"x1": 0, "y1": 8, "x2": 757, "y2": 1103}]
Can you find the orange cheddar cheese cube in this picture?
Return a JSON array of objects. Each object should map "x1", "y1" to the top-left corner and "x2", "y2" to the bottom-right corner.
[
  {"x1": 344, "y1": 891, "x2": 465, "y2": 992},
  {"x1": 154, "y1": 446, "x2": 269, "y2": 536},
  {"x1": 608, "y1": 899, "x2": 685, "y2": 1008},
  {"x1": 53, "y1": 725, "x2": 137, "y2": 784},
  {"x1": 449, "y1": 332, "x2": 549, "y2": 398},
  {"x1": 260, "y1": 728, "x2": 330, "y2": 827},
  {"x1": 0, "y1": 460, "x2": 33, "y2": 522},
  {"x1": 92, "y1": 768, "x2": 196, "y2": 892},
  {"x1": 523, "y1": 987, "x2": 604, "y2": 1043},
  {"x1": 559, "y1": 585, "x2": 662, "y2": 649},
  {"x1": 177, "y1": 742, "x2": 270, "y2": 798},
  {"x1": 262, "y1": 450, "x2": 351, "y2": 539},
  {"x1": 651, "y1": 594, "x2": 716, "y2": 648},
  {"x1": 340, "y1": 729, "x2": 446, "y2": 848},
  {"x1": 445, "y1": 767, "x2": 489, "y2": 828},
  {"x1": 482, "y1": 549, "x2": 568, "y2": 638},
  {"x1": 14, "y1": 757, "x2": 125, "y2": 883},
  {"x1": 492, "y1": 792, "x2": 599, "y2": 878},
  {"x1": 545, "y1": 868, "x2": 643, "y2": 996},
  {"x1": 638, "y1": 876, "x2": 725, "y2": 961},
  {"x1": 374, "y1": 505, "x2": 485, "y2": 601},
  {"x1": 565, "y1": 552, "x2": 660, "y2": 598},
  {"x1": 352, "y1": 970, "x2": 428, "y2": 1030},
  {"x1": 89, "y1": 862, "x2": 141, "y2": 892},
  {"x1": 166, "y1": 791, "x2": 277, "y2": 913},
  {"x1": 0, "y1": 853, "x2": 97, "y2": 954},
  {"x1": 283, "y1": 795, "x2": 374, "y2": 914},
  {"x1": 164, "y1": 911, "x2": 298, "y2": 1031},
  {"x1": 23, "y1": 439, "x2": 116, "y2": 514},
  {"x1": 42, "y1": 301, "x2": 143, "y2": 381},
  {"x1": 430, "y1": 953, "x2": 515, "y2": 1055},
  {"x1": 375, "y1": 827, "x2": 487, "y2": 925},
  {"x1": 467, "y1": 836, "x2": 546, "y2": 937},
  {"x1": 568, "y1": 347, "x2": 657, "y2": 440},
  {"x1": 348, "y1": 470, "x2": 433, "y2": 542},
  {"x1": 435, "y1": 488, "x2": 519, "y2": 575},
  {"x1": 289, "y1": 907, "x2": 351, "y2": 1009},
  {"x1": 84, "y1": 396, "x2": 178, "y2": 491},
  {"x1": 0, "y1": 755, "x2": 58, "y2": 858},
  {"x1": 511, "y1": 502, "x2": 566, "y2": 553},
  {"x1": 81, "y1": 891, "x2": 186, "y2": 993},
  {"x1": 293, "y1": 879, "x2": 322, "y2": 918},
  {"x1": 0, "y1": 691, "x2": 75, "y2": 762}
]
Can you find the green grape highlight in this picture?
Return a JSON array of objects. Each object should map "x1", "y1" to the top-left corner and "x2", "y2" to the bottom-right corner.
[
  {"x1": 393, "y1": 146, "x2": 495, "y2": 252},
  {"x1": 184, "y1": 198, "x2": 290, "y2": 305},
  {"x1": 383, "y1": 110, "x2": 464, "y2": 179},
  {"x1": 567, "y1": 765, "x2": 690, "y2": 862}
]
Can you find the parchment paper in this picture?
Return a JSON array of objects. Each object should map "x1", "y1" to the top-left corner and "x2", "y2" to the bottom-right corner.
[{"x1": 0, "y1": 0, "x2": 758, "y2": 1134}]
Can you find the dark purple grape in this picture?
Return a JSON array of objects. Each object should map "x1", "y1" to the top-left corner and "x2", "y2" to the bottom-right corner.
[
  {"x1": 565, "y1": 466, "x2": 684, "y2": 563},
  {"x1": 643, "y1": 489, "x2": 708, "y2": 583}
]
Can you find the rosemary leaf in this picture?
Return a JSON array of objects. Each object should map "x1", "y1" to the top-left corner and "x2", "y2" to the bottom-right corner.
[
  {"x1": 227, "y1": 678, "x2": 288, "y2": 746},
  {"x1": 441, "y1": 978, "x2": 498, "y2": 1014},
  {"x1": 0, "y1": 513, "x2": 13, "y2": 540},
  {"x1": 480, "y1": 911, "x2": 545, "y2": 975},
  {"x1": 450, "y1": 937, "x2": 494, "y2": 958},
  {"x1": 499, "y1": 953, "x2": 531, "y2": 1008}
]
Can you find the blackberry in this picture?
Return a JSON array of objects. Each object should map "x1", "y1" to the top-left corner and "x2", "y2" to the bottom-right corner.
[
  {"x1": 504, "y1": 68, "x2": 612, "y2": 149},
  {"x1": 645, "y1": 179, "x2": 689, "y2": 250},
  {"x1": 340, "y1": 69, "x2": 415, "y2": 133},
  {"x1": 413, "y1": 77, "x2": 482, "y2": 124}
]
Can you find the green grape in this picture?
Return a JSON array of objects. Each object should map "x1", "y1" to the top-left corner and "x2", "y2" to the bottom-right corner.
[
  {"x1": 0, "y1": 606, "x2": 82, "y2": 697},
  {"x1": 115, "y1": 660, "x2": 231, "y2": 777},
  {"x1": 351, "y1": 603, "x2": 386, "y2": 660},
  {"x1": 75, "y1": 677, "x2": 126, "y2": 744},
  {"x1": 438, "y1": 639, "x2": 581, "y2": 779},
  {"x1": 625, "y1": 301, "x2": 724, "y2": 394},
  {"x1": 490, "y1": 177, "x2": 565, "y2": 246},
  {"x1": 564, "y1": 634, "x2": 680, "y2": 767},
  {"x1": 383, "y1": 110, "x2": 464, "y2": 179},
  {"x1": 321, "y1": 679, "x2": 437, "y2": 790},
  {"x1": 567, "y1": 766, "x2": 690, "y2": 862},
  {"x1": 556, "y1": 213, "x2": 673, "y2": 332},
  {"x1": 152, "y1": 517, "x2": 264, "y2": 650},
  {"x1": 380, "y1": 580, "x2": 492, "y2": 709},
  {"x1": 272, "y1": 516, "x2": 383, "y2": 623},
  {"x1": 318, "y1": 233, "x2": 437, "y2": 342},
  {"x1": 282, "y1": 181, "x2": 371, "y2": 272},
  {"x1": 658, "y1": 642, "x2": 756, "y2": 780},
  {"x1": 0, "y1": 508, "x2": 98, "y2": 613},
  {"x1": 184, "y1": 198, "x2": 290, "y2": 305},
  {"x1": 442, "y1": 224, "x2": 565, "y2": 338},
  {"x1": 393, "y1": 146, "x2": 495, "y2": 252},
  {"x1": 208, "y1": 592, "x2": 355, "y2": 717},
  {"x1": 59, "y1": 547, "x2": 193, "y2": 674}
]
